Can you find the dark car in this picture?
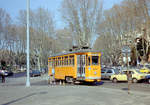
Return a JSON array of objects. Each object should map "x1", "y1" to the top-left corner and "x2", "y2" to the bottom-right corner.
[
  {"x1": 41, "y1": 68, "x2": 48, "y2": 74},
  {"x1": 5, "y1": 70, "x2": 14, "y2": 76},
  {"x1": 0, "y1": 69, "x2": 13, "y2": 77},
  {"x1": 145, "y1": 75, "x2": 150, "y2": 84},
  {"x1": 30, "y1": 70, "x2": 41, "y2": 77}
]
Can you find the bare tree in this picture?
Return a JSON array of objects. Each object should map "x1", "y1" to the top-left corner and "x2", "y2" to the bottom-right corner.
[
  {"x1": 94, "y1": 0, "x2": 150, "y2": 65},
  {"x1": 60, "y1": 0, "x2": 103, "y2": 48},
  {"x1": 17, "y1": 8, "x2": 55, "y2": 69}
]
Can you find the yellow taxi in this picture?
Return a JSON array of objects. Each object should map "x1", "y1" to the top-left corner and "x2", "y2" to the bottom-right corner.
[
  {"x1": 110, "y1": 69, "x2": 146, "y2": 83},
  {"x1": 140, "y1": 67, "x2": 150, "y2": 74}
]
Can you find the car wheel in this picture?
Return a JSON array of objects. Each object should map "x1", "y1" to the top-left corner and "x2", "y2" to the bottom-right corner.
[
  {"x1": 148, "y1": 79, "x2": 150, "y2": 84},
  {"x1": 112, "y1": 78, "x2": 117, "y2": 83},
  {"x1": 108, "y1": 76, "x2": 111, "y2": 80},
  {"x1": 132, "y1": 78, "x2": 138, "y2": 83}
]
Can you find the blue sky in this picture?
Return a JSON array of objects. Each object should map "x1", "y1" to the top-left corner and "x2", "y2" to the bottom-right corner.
[{"x1": 0, "y1": 0, "x2": 122, "y2": 28}]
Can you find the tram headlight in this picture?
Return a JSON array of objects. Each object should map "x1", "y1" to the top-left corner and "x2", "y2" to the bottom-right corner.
[{"x1": 88, "y1": 67, "x2": 91, "y2": 71}]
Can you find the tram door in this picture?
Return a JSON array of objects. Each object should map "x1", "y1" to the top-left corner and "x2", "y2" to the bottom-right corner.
[{"x1": 77, "y1": 55, "x2": 86, "y2": 78}]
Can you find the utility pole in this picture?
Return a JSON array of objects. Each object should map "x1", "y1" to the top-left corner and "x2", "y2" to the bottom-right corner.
[
  {"x1": 26, "y1": 0, "x2": 30, "y2": 87},
  {"x1": 122, "y1": 34, "x2": 131, "y2": 94}
]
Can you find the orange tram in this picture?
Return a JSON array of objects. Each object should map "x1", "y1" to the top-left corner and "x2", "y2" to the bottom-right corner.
[{"x1": 48, "y1": 50, "x2": 101, "y2": 83}]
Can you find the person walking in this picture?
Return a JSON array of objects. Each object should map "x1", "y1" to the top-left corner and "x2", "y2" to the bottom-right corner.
[
  {"x1": 48, "y1": 67, "x2": 55, "y2": 85},
  {"x1": 0, "y1": 67, "x2": 5, "y2": 83},
  {"x1": 52, "y1": 67, "x2": 55, "y2": 85},
  {"x1": 127, "y1": 71, "x2": 132, "y2": 94}
]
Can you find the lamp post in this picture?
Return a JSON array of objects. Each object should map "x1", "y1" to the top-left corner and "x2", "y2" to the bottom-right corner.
[{"x1": 26, "y1": 0, "x2": 30, "y2": 87}]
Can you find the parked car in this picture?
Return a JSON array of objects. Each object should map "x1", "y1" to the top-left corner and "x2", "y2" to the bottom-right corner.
[
  {"x1": 140, "y1": 67, "x2": 150, "y2": 74},
  {"x1": 5, "y1": 70, "x2": 14, "y2": 76},
  {"x1": 0, "y1": 69, "x2": 13, "y2": 77},
  {"x1": 110, "y1": 69, "x2": 146, "y2": 83},
  {"x1": 40, "y1": 68, "x2": 48, "y2": 74},
  {"x1": 145, "y1": 75, "x2": 150, "y2": 84},
  {"x1": 30, "y1": 70, "x2": 41, "y2": 77},
  {"x1": 101, "y1": 68, "x2": 120, "y2": 80}
]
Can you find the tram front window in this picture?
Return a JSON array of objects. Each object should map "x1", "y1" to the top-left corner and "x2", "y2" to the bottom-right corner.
[{"x1": 92, "y1": 56, "x2": 99, "y2": 65}]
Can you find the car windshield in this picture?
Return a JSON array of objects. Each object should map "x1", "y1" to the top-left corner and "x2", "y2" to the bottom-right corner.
[
  {"x1": 136, "y1": 70, "x2": 143, "y2": 74},
  {"x1": 145, "y1": 65, "x2": 150, "y2": 69},
  {"x1": 32, "y1": 70, "x2": 40, "y2": 73},
  {"x1": 101, "y1": 69, "x2": 106, "y2": 73},
  {"x1": 114, "y1": 69, "x2": 120, "y2": 74}
]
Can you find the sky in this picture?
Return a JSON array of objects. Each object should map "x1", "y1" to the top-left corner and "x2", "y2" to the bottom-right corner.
[{"x1": 0, "y1": 0, "x2": 122, "y2": 29}]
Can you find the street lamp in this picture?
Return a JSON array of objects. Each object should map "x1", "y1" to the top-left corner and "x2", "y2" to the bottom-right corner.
[{"x1": 26, "y1": 0, "x2": 30, "y2": 87}]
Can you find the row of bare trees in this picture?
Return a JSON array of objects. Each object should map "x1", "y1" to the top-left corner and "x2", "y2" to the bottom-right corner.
[
  {"x1": 0, "y1": 0, "x2": 150, "y2": 68},
  {"x1": 94, "y1": 0, "x2": 150, "y2": 66},
  {"x1": 0, "y1": 8, "x2": 56, "y2": 69}
]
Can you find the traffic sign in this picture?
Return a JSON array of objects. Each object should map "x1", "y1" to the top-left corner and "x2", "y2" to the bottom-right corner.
[{"x1": 122, "y1": 46, "x2": 131, "y2": 53}]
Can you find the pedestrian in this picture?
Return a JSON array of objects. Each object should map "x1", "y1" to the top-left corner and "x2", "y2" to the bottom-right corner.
[
  {"x1": 48, "y1": 74, "x2": 53, "y2": 85},
  {"x1": 52, "y1": 67, "x2": 56, "y2": 85},
  {"x1": 48, "y1": 67, "x2": 55, "y2": 85},
  {"x1": 127, "y1": 71, "x2": 132, "y2": 94},
  {"x1": 0, "y1": 69, "x2": 5, "y2": 83}
]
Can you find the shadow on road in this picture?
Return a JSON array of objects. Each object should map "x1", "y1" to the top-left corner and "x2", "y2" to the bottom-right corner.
[
  {"x1": 1, "y1": 91, "x2": 48, "y2": 105},
  {"x1": 122, "y1": 88, "x2": 129, "y2": 91},
  {"x1": 76, "y1": 81, "x2": 104, "y2": 86}
]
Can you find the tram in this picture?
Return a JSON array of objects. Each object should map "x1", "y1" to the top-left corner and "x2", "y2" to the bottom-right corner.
[{"x1": 48, "y1": 50, "x2": 101, "y2": 83}]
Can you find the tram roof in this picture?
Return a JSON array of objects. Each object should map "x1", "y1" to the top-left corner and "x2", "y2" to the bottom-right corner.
[{"x1": 49, "y1": 49, "x2": 101, "y2": 57}]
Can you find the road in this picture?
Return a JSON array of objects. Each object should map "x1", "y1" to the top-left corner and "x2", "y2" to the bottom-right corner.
[
  {"x1": 0, "y1": 75, "x2": 150, "y2": 105},
  {"x1": 0, "y1": 81, "x2": 150, "y2": 105},
  {"x1": 3, "y1": 73, "x2": 150, "y2": 93},
  {"x1": 2, "y1": 73, "x2": 150, "y2": 92}
]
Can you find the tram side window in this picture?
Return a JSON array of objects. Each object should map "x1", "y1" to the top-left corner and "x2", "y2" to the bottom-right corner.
[
  {"x1": 62, "y1": 57, "x2": 64, "y2": 66},
  {"x1": 63, "y1": 58, "x2": 65, "y2": 65},
  {"x1": 72, "y1": 57, "x2": 74, "y2": 65},
  {"x1": 87, "y1": 56, "x2": 91, "y2": 66},
  {"x1": 60, "y1": 57, "x2": 62, "y2": 66},
  {"x1": 49, "y1": 61, "x2": 52, "y2": 67},
  {"x1": 53, "y1": 58, "x2": 55, "y2": 67},
  {"x1": 56, "y1": 58, "x2": 57, "y2": 66},
  {"x1": 48, "y1": 59, "x2": 52, "y2": 67},
  {"x1": 69, "y1": 55, "x2": 74, "y2": 66},
  {"x1": 58, "y1": 57, "x2": 61, "y2": 66},
  {"x1": 69, "y1": 58, "x2": 71, "y2": 65},
  {"x1": 92, "y1": 56, "x2": 99, "y2": 65},
  {"x1": 65, "y1": 56, "x2": 68, "y2": 66},
  {"x1": 57, "y1": 59, "x2": 59, "y2": 66}
]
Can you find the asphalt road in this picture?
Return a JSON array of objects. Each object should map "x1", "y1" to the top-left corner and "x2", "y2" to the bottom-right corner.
[
  {"x1": 0, "y1": 83, "x2": 150, "y2": 105},
  {"x1": 1, "y1": 74, "x2": 150, "y2": 105},
  {"x1": 29, "y1": 78, "x2": 150, "y2": 93},
  {"x1": 1, "y1": 73, "x2": 150, "y2": 93}
]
